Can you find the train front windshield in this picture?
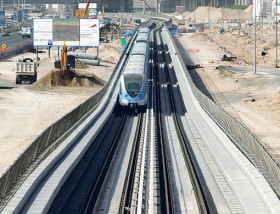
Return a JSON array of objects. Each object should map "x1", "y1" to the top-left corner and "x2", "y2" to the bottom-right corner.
[{"x1": 124, "y1": 76, "x2": 142, "y2": 98}]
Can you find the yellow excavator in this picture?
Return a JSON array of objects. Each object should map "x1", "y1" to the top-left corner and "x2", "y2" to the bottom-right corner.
[
  {"x1": 53, "y1": 41, "x2": 71, "y2": 81},
  {"x1": 60, "y1": 41, "x2": 68, "y2": 77}
]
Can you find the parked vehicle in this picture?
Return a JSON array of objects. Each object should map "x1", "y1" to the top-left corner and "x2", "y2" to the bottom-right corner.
[
  {"x1": 15, "y1": 58, "x2": 38, "y2": 84},
  {"x1": 21, "y1": 27, "x2": 31, "y2": 38},
  {"x1": 3, "y1": 24, "x2": 11, "y2": 28},
  {"x1": 2, "y1": 32, "x2": 9, "y2": 36}
]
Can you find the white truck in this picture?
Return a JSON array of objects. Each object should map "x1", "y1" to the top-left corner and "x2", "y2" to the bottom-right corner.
[
  {"x1": 21, "y1": 27, "x2": 31, "y2": 38},
  {"x1": 16, "y1": 58, "x2": 38, "y2": 84}
]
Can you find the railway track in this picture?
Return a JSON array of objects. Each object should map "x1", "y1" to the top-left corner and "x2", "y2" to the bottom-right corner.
[
  {"x1": 117, "y1": 23, "x2": 171, "y2": 213},
  {"x1": 17, "y1": 105, "x2": 127, "y2": 213},
  {"x1": 154, "y1": 25, "x2": 208, "y2": 213},
  {"x1": 48, "y1": 107, "x2": 127, "y2": 213}
]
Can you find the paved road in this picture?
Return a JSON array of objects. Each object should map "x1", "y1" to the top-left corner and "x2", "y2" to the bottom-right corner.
[
  {"x1": 226, "y1": 65, "x2": 280, "y2": 76},
  {"x1": 0, "y1": 31, "x2": 33, "y2": 57}
]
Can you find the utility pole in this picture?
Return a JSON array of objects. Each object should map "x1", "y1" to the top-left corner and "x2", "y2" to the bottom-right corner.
[
  {"x1": 276, "y1": 0, "x2": 278, "y2": 67},
  {"x1": 0, "y1": 0, "x2": 2, "y2": 34},
  {"x1": 254, "y1": 0, "x2": 257, "y2": 73}
]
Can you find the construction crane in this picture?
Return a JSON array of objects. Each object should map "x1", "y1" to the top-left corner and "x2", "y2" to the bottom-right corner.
[{"x1": 140, "y1": 0, "x2": 152, "y2": 12}]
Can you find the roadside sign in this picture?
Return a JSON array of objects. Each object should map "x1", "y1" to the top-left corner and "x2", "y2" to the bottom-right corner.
[
  {"x1": 1, "y1": 43, "x2": 7, "y2": 53},
  {"x1": 0, "y1": 11, "x2": 5, "y2": 25}
]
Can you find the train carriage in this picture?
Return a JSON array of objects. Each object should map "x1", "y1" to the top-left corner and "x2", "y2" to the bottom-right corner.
[
  {"x1": 119, "y1": 27, "x2": 151, "y2": 111},
  {"x1": 139, "y1": 27, "x2": 150, "y2": 34},
  {"x1": 130, "y1": 42, "x2": 149, "y2": 56}
]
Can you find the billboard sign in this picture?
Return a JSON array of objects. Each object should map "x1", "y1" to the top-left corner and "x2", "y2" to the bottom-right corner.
[
  {"x1": 80, "y1": 19, "x2": 100, "y2": 47},
  {"x1": 275, "y1": 0, "x2": 280, "y2": 20},
  {"x1": 33, "y1": 18, "x2": 53, "y2": 46},
  {"x1": 14, "y1": 10, "x2": 22, "y2": 23},
  {"x1": 34, "y1": 18, "x2": 100, "y2": 47},
  {"x1": 0, "y1": 11, "x2": 5, "y2": 25},
  {"x1": 23, "y1": 9, "x2": 28, "y2": 22}
]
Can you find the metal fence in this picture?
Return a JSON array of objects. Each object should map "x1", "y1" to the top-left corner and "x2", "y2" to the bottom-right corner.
[{"x1": 164, "y1": 23, "x2": 280, "y2": 198}]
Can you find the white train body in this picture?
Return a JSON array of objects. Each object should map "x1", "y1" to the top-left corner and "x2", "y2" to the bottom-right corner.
[{"x1": 119, "y1": 27, "x2": 150, "y2": 109}]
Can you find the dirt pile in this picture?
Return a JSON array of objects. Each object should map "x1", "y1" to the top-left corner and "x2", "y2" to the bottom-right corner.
[
  {"x1": 204, "y1": 23, "x2": 278, "y2": 66},
  {"x1": 181, "y1": 6, "x2": 278, "y2": 67},
  {"x1": 183, "y1": 6, "x2": 251, "y2": 22},
  {"x1": 215, "y1": 65, "x2": 280, "y2": 130},
  {"x1": 99, "y1": 39, "x2": 123, "y2": 63},
  {"x1": 31, "y1": 69, "x2": 104, "y2": 88}
]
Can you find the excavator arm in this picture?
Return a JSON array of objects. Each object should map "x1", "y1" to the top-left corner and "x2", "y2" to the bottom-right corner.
[
  {"x1": 83, "y1": 0, "x2": 91, "y2": 18},
  {"x1": 61, "y1": 41, "x2": 67, "y2": 72}
]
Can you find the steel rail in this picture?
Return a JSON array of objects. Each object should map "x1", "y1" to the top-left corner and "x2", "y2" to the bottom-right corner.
[
  {"x1": 79, "y1": 113, "x2": 128, "y2": 213},
  {"x1": 18, "y1": 107, "x2": 127, "y2": 213},
  {"x1": 153, "y1": 25, "x2": 174, "y2": 214},
  {"x1": 118, "y1": 113, "x2": 144, "y2": 214},
  {"x1": 126, "y1": 21, "x2": 166, "y2": 214}
]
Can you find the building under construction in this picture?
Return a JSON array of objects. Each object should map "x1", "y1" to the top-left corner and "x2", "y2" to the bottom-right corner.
[{"x1": 94, "y1": 0, "x2": 250, "y2": 13}]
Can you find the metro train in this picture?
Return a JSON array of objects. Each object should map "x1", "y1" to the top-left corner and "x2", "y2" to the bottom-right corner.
[{"x1": 119, "y1": 27, "x2": 151, "y2": 111}]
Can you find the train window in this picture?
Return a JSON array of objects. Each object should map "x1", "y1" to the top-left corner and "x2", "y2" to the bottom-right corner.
[{"x1": 124, "y1": 78, "x2": 142, "y2": 97}]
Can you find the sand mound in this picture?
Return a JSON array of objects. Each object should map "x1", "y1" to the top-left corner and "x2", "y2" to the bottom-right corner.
[
  {"x1": 244, "y1": 5, "x2": 253, "y2": 17},
  {"x1": 51, "y1": 70, "x2": 104, "y2": 87},
  {"x1": 183, "y1": 6, "x2": 251, "y2": 22},
  {"x1": 30, "y1": 69, "x2": 104, "y2": 88}
]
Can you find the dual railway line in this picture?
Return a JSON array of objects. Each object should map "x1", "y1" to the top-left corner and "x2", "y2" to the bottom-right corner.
[
  {"x1": 154, "y1": 25, "x2": 208, "y2": 213},
  {"x1": 2, "y1": 19, "x2": 280, "y2": 214}
]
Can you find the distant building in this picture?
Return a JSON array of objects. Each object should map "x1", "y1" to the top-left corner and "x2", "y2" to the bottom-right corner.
[
  {"x1": 45, "y1": 4, "x2": 72, "y2": 18},
  {"x1": 253, "y1": 0, "x2": 274, "y2": 19},
  {"x1": 160, "y1": 0, "x2": 182, "y2": 13},
  {"x1": 132, "y1": 0, "x2": 157, "y2": 13},
  {"x1": 45, "y1": 4, "x2": 63, "y2": 12}
]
